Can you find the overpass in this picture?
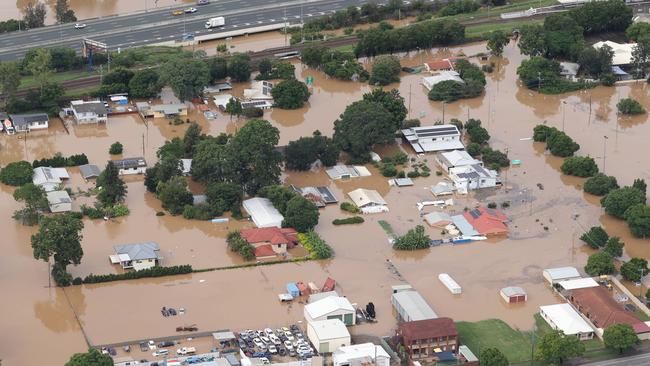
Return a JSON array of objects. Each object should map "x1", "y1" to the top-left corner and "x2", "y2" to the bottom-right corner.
[{"x1": 0, "y1": 0, "x2": 383, "y2": 61}]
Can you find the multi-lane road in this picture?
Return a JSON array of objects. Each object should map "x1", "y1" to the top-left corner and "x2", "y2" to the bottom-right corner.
[{"x1": 0, "y1": 0, "x2": 382, "y2": 61}]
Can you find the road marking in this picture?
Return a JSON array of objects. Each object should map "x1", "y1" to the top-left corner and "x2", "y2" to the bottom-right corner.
[
  {"x1": 319, "y1": 12, "x2": 325, "y2": 15},
  {"x1": 270, "y1": 18, "x2": 275, "y2": 21},
  {"x1": 156, "y1": 37, "x2": 162, "y2": 40},
  {"x1": 257, "y1": 20, "x2": 263, "y2": 24},
  {"x1": 294, "y1": 15, "x2": 300, "y2": 18},
  {"x1": 307, "y1": 13, "x2": 313, "y2": 16},
  {"x1": 233, "y1": 24, "x2": 238, "y2": 27},
  {"x1": 245, "y1": 22, "x2": 250, "y2": 25}
]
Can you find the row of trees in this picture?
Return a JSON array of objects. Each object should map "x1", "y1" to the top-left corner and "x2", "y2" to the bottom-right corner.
[{"x1": 301, "y1": 46, "x2": 369, "y2": 82}]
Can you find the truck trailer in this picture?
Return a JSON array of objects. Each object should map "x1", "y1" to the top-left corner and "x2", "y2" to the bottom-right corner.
[{"x1": 205, "y1": 16, "x2": 225, "y2": 29}]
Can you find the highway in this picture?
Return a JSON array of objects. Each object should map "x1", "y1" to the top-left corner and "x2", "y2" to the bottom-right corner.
[
  {"x1": 0, "y1": 0, "x2": 383, "y2": 61},
  {"x1": 579, "y1": 352, "x2": 650, "y2": 366}
]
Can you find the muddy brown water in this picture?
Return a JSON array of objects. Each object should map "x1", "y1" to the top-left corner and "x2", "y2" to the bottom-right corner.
[{"x1": 2, "y1": 40, "x2": 650, "y2": 364}]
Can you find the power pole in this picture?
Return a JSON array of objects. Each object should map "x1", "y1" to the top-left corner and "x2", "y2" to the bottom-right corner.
[
  {"x1": 408, "y1": 84, "x2": 412, "y2": 119},
  {"x1": 283, "y1": 8, "x2": 288, "y2": 47},
  {"x1": 142, "y1": 133, "x2": 145, "y2": 156},
  {"x1": 603, "y1": 135, "x2": 608, "y2": 174}
]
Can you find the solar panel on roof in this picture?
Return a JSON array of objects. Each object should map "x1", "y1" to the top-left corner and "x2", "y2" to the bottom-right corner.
[{"x1": 469, "y1": 209, "x2": 481, "y2": 219}]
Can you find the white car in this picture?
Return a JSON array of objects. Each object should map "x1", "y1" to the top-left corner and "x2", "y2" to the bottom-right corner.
[
  {"x1": 268, "y1": 345, "x2": 278, "y2": 354},
  {"x1": 284, "y1": 331, "x2": 294, "y2": 341},
  {"x1": 152, "y1": 349, "x2": 169, "y2": 357},
  {"x1": 284, "y1": 341, "x2": 294, "y2": 351},
  {"x1": 259, "y1": 357, "x2": 270, "y2": 365},
  {"x1": 253, "y1": 338, "x2": 265, "y2": 348},
  {"x1": 269, "y1": 334, "x2": 281, "y2": 345},
  {"x1": 260, "y1": 336, "x2": 271, "y2": 344},
  {"x1": 185, "y1": 7, "x2": 198, "y2": 13},
  {"x1": 264, "y1": 328, "x2": 274, "y2": 337},
  {"x1": 74, "y1": 23, "x2": 86, "y2": 29}
]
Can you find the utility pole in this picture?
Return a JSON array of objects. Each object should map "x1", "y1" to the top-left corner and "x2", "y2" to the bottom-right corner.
[
  {"x1": 537, "y1": 71, "x2": 541, "y2": 91},
  {"x1": 603, "y1": 135, "x2": 608, "y2": 174},
  {"x1": 142, "y1": 133, "x2": 145, "y2": 156},
  {"x1": 442, "y1": 101, "x2": 446, "y2": 123},
  {"x1": 283, "y1": 8, "x2": 288, "y2": 47},
  {"x1": 408, "y1": 84, "x2": 412, "y2": 119},
  {"x1": 562, "y1": 101, "x2": 566, "y2": 131}
]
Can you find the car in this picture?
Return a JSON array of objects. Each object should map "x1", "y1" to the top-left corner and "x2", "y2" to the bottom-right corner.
[
  {"x1": 185, "y1": 7, "x2": 197, "y2": 13},
  {"x1": 290, "y1": 325, "x2": 300, "y2": 332},
  {"x1": 284, "y1": 341, "x2": 294, "y2": 350},
  {"x1": 624, "y1": 303, "x2": 637, "y2": 312},
  {"x1": 158, "y1": 341, "x2": 175, "y2": 348},
  {"x1": 255, "y1": 330, "x2": 264, "y2": 338},
  {"x1": 268, "y1": 345, "x2": 278, "y2": 354},
  {"x1": 278, "y1": 347, "x2": 287, "y2": 356},
  {"x1": 139, "y1": 342, "x2": 148, "y2": 352},
  {"x1": 288, "y1": 349, "x2": 297, "y2": 357},
  {"x1": 152, "y1": 349, "x2": 169, "y2": 357},
  {"x1": 238, "y1": 339, "x2": 248, "y2": 350},
  {"x1": 74, "y1": 23, "x2": 86, "y2": 29},
  {"x1": 284, "y1": 331, "x2": 294, "y2": 341},
  {"x1": 252, "y1": 351, "x2": 268, "y2": 358},
  {"x1": 269, "y1": 334, "x2": 281, "y2": 345},
  {"x1": 171, "y1": 9, "x2": 183, "y2": 16},
  {"x1": 197, "y1": 0, "x2": 209, "y2": 4},
  {"x1": 253, "y1": 338, "x2": 265, "y2": 348},
  {"x1": 123, "y1": 345, "x2": 131, "y2": 352},
  {"x1": 260, "y1": 336, "x2": 271, "y2": 344},
  {"x1": 264, "y1": 328, "x2": 274, "y2": 336},
  {"x1": 281, "y1": 327, "x2": 290, "y2": 332},
  {"x1": 259, "y1": 357, "x2": 270, "y2": 364}
]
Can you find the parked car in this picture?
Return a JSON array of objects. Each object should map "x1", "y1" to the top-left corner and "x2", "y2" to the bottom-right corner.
[
  {"x1": 139, "y1": 342, "x2": 148, "y2": 352},
  {"x1": 284, "y1": 341, "x2": 294, "y2": 351},
  {"x1": 148, "y1": 340, "x2": 157, "y2": 350},
  {"x1": 269, "y1": 334, "x2": 281, "y2": 345},
  {"x1": 278, "y1": 347, "x2": 287, "y2": 356},
  {"x1": 268, "y1": 345, "x2": 278, "y2": 354},
  {"x1": 252, "y1": 351, "x2": 268, "y2": 358},
  {"x1": 158, "y1": 341, "x2": 175, "y2": 348},
  {"x1": 253, "y1": 338, "x2": 265, "y2": 348},
  {"x1": 264, "y1": 328, "x2": 274, "y2": 337},
  {"x1": 284, "y1": 331, "x2": 294, "y2": 341},
  {"x1": 288, "y1": 349, "x2": 297, "y2": 357},
  {"x1": 260, "y1": 336, "x2": 271, "y2": 344},
  {"x1": 259, "y1": 357, "x2": 270, "y2": 364},
  {"x1": 290, "y1": 325, "x2": 300, "y2": 332},
  {"x1": 197, "y1": 0, "x2": 209, "y2": 5},
  {"x1": 123, "y1": 345, "x2": 131, "y2": 352},
  {"x1": 152, "y1": 349, "x2": 169, "y2": 357},
  {"x1": 238, "y1": 339, "x2": 248, "y2": 350}
]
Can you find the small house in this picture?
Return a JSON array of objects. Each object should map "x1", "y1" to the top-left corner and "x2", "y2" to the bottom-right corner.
[
  {"x1": 401, "y1": 125, "x2": 464, "y2": 153},
  {"x1": 500, "y1": 286, "x2": 527, "y2": 303},
  {"x1": 33, "y1": 166, "x2": 69, "y2": 192},
  {"x1": 450, "y1": 214, "x2": 479, "y2": 237},
  {"x1": 290, "y1": 185, "x2": 338, "y2": 207},
  {"x1": 539, "y1": 303, "x2": 595, "y2": 340},
  {"x1": 436, "y1": 150, "x2": 482, "y2": 173},
  {"x1": 110, "y1": 242, "x2": 162, "y2": 271},
  {"x1": 9, "y1": 113, "x2": 49, "y2": 132},
  {"x1": 151, "y1": 103, "x2": 188, "y2": 118},
  {"x1": 79, "y1": 164, "x2": 101, "y2": 180},
  {"x1": 213, "y1": 94, "x2": 235, "y2": 110},
  {"x1": 431, "y1": 181, "x2": 455, "y2": 196},
  {"x1": 462, "y1": 207, "x2": 508, "y2": 236},
  {"x1": 347, "y1": 188, "x2": 388, "y2": 214},
  {"x1": 332, "y1": 343, "x2": 390, "y2": 366},
  {"x1": 421, "y1": 71, "x2": 464, "y2": 91},
  {"x1": 241, "y1": 100, "x2": 273, "y2": 110},
  {"x1": 70, "y1": 100, "x2": 108, "y2": 124},
  {"x1": 449, "y1": 164, "x2": 499, "y2": 193},
  {"x1": 307, "y1": 319, "x2": 351, "y2": 353},
  {"x1": 242, "y1": 197, "x2": 284, "y2": 228},
  {"x1": 110, "y1": 157, "x2": 147, "y2": 175},
  {"x1": 304, "y1": 296, "x2": 356, "y2": 325},
  {"x1": 424, "y1": 59, "x2": 454, "y2": 73},
  {"x1": 240, "y1": 227, "x2": 298, "y2": 259},
  {"x1": 398, "y1": 318, "x2": 458, "y2": 361},
  {"x1": 326, "y1": 165, "x2": 371, "y2": 180},
  {"x1": 47, "y1": 190, "x2": 72, "y2": 213},
  {"x1": 424, "y1": 212, "x2": 452, "y2": 228},
  {"x1": 542, "y1": 266, "x2": 581, "y2": 285}
]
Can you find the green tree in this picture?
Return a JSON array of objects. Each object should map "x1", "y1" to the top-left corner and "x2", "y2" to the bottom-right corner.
[
  {"x1": 467, "y1": 125, "x2": 490, "y2": 144},
  {"x1": 632, "y1": 35, "x2": 650, "y2": 78},
  {"x1": 560, "y1": 156, "x2": 598, "y2": 177},
  {"x1": 271, "y1": 79, "x2": 310, "y2": 109},
  {"x1": 580, "y1": 226, "x2": 609, "y2": 249},
  {"x1": 584, "y1": 173, "x2": 619, "y2": 196},
  {"x1": 157, "y1": 137, "x2": 184, "y2": 159},
  {"x1": 479, "y1": 347, "x2": 509, "y2": 366},
  {"x1": 0, "y1": 161, "x2": 33, "y2": 186},
  {"x1": 625, "y1": 204, "x2": 650, "y2": 238},
  {"x1": 517, "y1": 56, "x2": 561, "y2": 90},
  {"x1": 486, "y1": 30, "x2": 509, "y2": 56},
  {"x1": 190, "y1": 137, "x2": 231, "y2": 183},
  {"x1": 128, "y1": 69, "x2": 161, "y2": 98},
  {"x1": 258, "y1": 58, "x2": 273, "y2": 76},
  {"x1": 143, "y1": 156, "x2": 182, "y2": 193},
  {"x1": 65, "y1": 348, "x2": 112, "y2": 366},
  {"x1": 156, "y1": 176, "x2": 193, "y2": 215},
  {"x1": 333, "y1": 100, "x2": 396, "y2": 162},
  {"x1": 617, "y1": 98, "x2": 646, "y2": 115},
  {"x1": 535, "y1": 330, "x2": 585, "y2": 365},
  {"x1": 362, "y1": 88, "x2": 407, "y2": 129},
  {"x1": 206, "y1": 57, "x2": 228, "y2": 81},
  {"x1": 258, "y1": 185, "x2": 296, "y2": 215},
  {"x1": 205, "y1": 182, "x2": 242, "y2": 216},
  {"x1": 109, "y1": 141, "x2": 123, "y2": 155},
  {"x1": 26, "y1": 48, "x2": 52, "y2": 91},
  {"x1": 546, "y1": 129, "x2": 580, "y2": 157},
  {"x1": 578, "y1": 45, "x2": 613, "y2": 78},
  {"x1": 0, "y1": 61, "x2": 21, "y2": 97},
  {"x1": 627, "y1": 22, "x2": 650, "y2": 41},
  {"x1": 226, "y1": 231, "x2": 255, "y2": 261},
  {"x1": 369, "y1": 55, "x2": 401, "y2": 85},
  {"x1": 159, "y1": 58, "x2": 209, "y2": 101},
  {"x1": 604, "y1": 236, "x2": 624, "y2": 258},
  {"x1": 31, "y1": 213, "x2": 84, "y2": 286},
  {"x1": 301, "y1": 46, "x2": 326, "y2": 68},
  {"x1": 49, "y1": 47, "x2": 78, "y2": 71},
  {"x1": 102, "y1": 68, "x2": 134, "y2": 87},
  {"x1": 620, "y1": 258, "x2": 648, "y2": 282},
  {"x1": 466, "y1": 142, "x2": 481, "y2": 157},
  {"x1": 428, "y1": 80, "x2": 465, "y2": 102},
  {"x1": 632, "y1": 178, "x2": 647, "y2": 196},
  {"x1": 601, "y1": 187, "x2": 646, "y2": 219},
  {"x1": 228, "y1": 53, "x2": 252, "y2": 82},
  {"x1": 584, "y1": 251, "x2": 615, "y2": 276},
  {"x1": 393, "y1": 225, "x2": 431, "y2": 250},
  {"x1": 225, "y1": 97, "x2": 242, "y2": 119},
  {"x1": 283, "y1": 195, "x2": 320, "y2": 232},
  {"x1": 24, "y1": 1, "x2": 46, "y2": 29},
  {"x1": 55, "y1": 0, "x2": 77, "y2": 23},
  {"x1": 569, "y1": 0, "x2": 632, "y2": 34},
  {"x1": 603, "y1": 324, "x2": 639, "y2": 354},
  {"x1": 285, "y1": 131, "x2": 339, "y2": 170},
  {"x1": 12, "y1": 183, "x2": 48, "y2": 226},
  {"x1": 97, "y1": 161, "x2": 127, "y2": 206},
  {"x1": 183, "y1": 122, "x2": 203, "y2": 158}
]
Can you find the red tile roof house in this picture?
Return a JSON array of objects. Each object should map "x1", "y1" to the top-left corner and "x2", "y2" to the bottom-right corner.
[
  {"x1": 424, "y1": 59, "x2": 454, "y2": 73},
  {"x1": 462, "y1": 207, "x2": 509, "y2": 236},
  {"x1": 240, "y1": 227, "x2": 299, "y2": 259},
  {"x1": 397, "y1": 318, "x2": 459, "y2": 362},
  {"x1": 568, "y1": 286, "x2": 650, "y2": 339}
]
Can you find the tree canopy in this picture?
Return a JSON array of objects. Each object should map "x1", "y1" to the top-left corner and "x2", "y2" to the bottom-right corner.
[
  {"x1": 603, "y1": 324, "x2": 639, "y2": 354},
  {"x1": 560, "y1": 156, "x2": 598, "y2": 177},
  {"x1": 12, "y1": 183, "x2": 48, "y2": 226},
  {"x1": 486, "y1": 30, "x2": 509, "y2": 56},
  {"x1": 271, "y1": 79, "x2": 310, "y2": 109},
  {"x1": 228, "y1": 53, "x2": 252, "y2": 82},
  {"x1": 584, "y1": 251, "x2": 615, "y2": 276},
  {"x1": 369, "y1": 55, "x2": 401, "y2": 85},
  {"x1": 393, "y1": 225, "x2": 431, "y2": 250},
  {"x1": 285, "y1": 131, "x2": 339, "y2": 170},
  {"x1": 604, "y1": 236, "x2": 624, "y2": 258},
  {"x1": 258, "y1": 185, "x2": 296, "y2": 215},
  {"x1": 362, "y1": 88, "x2": 407, "y2": 129},
  {"x1": 620, "y1": 258, "x2": 648, "y2": 282},
  {"x1": 617, "y1": 98, "x2": 646, "y2": 115},
  {"x1": 625, "y1": 204, "x2": 650, "y2": 238},
  {"x1": 479, "y1": 347, "x2": 509, "y2": 366},
  {"x1": 205, "y1": 182, "x2": 242, "y2": 216},
  {"x1": 580, "y1": 226, "x2": 609, "y2": 249},
  {"x1": 97, "y1": 161, "x2": 127, "y2": 206},
  {"x1": 601, "y1": 187, "x2": 646, "y2": 219},
  {"x1": 31, "y1": 213, "x2": 84, "y2": 286},
  {"x1": 156, "y1": 176, "x2": 193, "y2": 215},
  {"x1": 283, "y1": 195, "x2": 320, "y2": 232},
  {"x1": 584, "y1": 173, "x2": 619, "y2": 196},
  {"x1": 0, "y1": 160, "x2": 34, "y2": 186},
  {"x1": 535, "y1": 330, "x2": 585, "y2": 365},
  {"x1": 159, "y1": 58, "x2": 210, "y2": 101},
  {"x1": 65, "y1": 348, "x2": 112, "y2": 366},
  {"x1": 128, "y1": 69, "x2": 162, "y2": 98}
]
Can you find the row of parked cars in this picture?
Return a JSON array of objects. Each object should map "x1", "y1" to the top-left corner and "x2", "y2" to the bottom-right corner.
[{"x1": 238, "y1": 325, "x2": 316, "y2": 360}]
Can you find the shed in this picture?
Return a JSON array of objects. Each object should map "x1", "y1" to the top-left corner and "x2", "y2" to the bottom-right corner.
[
  {"x1": 306, "y1": 319, "x2": 351, "y2": 354},
  {"x1": 392, "y1": 178, "x2": 414, "y2": 187},
  {"x1": 543, "y1": 266, "x2": 581, "y2": 285},
  {"x1": 333, "y1": 343, "x2": 390, "y2": 366},
  {"x1": 287, "y1": 283, "x2": 300, "y2": 297},
  {"x1": 309, "y1": 291, "x2": 339, "y2": 303},
  {"x1": 458, "y1": 345, "x2": 478, "y2": 363},
  {"x1": 213, "y1": 331, "x2": 237, "y2": 342},
  {"x1": 438, "y1": 273, "x2": 462, "y2": 294},
  {"x1": 431, "y1": 181, "x2": 455, "y2": 196},
  {"x1": 242, "y1": 197, "x2": 284, "y2": 228},
  {"x1": 391, "y1": 290, "x2": 437, "y2": 322},
  {"x1": 558, "y1": 278, "x2": 599, "y2": 291},
  {"x1": 47, "y1": 190, "x2": 72, "y2": 213},
  {"x1": 79, "y1": 164, "x2": 100, "y2": 180},
  {"x1": 347, "y1": 188, "x2": 388, "y2": 214},
  {"x1": 424, "y1": 212, "x2": 452, "y2": 227},
  {"x1": 304, "y1": 296, "x2": 356, "y2": 325},
  {"x1": 391, "y1": 284, "x2": 413, "y2": 293},
  {"x1": 110, "y1": 157, "x2": 147, "y2": 175},
  {"x1": 500, "y1": 286, "x2": 527, "y2": 303},
  {"x1": 539, "y1": 303, "x2": 595, "y2": 340}
]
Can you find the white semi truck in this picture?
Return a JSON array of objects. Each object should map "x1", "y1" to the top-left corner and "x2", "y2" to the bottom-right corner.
[{"x1": 205, "y1": 16, "x2": 225, "y2": 29}]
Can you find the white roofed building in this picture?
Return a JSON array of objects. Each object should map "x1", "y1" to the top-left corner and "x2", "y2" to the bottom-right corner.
[
  {"x1": 109, "y1": 242, "x2": 162, "y2": 271},
  {"x1": 401, "y1": 125, "x2": 464, "y2": 153},
  {"x1": 543, "y1": 267, "x2": 581, "y2": 284},
  {"x1": 391, "y1": 290, "x2": 438, "y2": 322},
  {"x1": 449, "y1": 164, "x2": 499, "y2": 194},
  {"x1": 304, "y1": 296, "x2": 356, "y2": 325},
  {"x1": 307, "y1": 319, "x2": 351, "y2": 354},
  {"x1": 593, "y1": 41, "x2": 636, "y2": 66},
  {"x1": 242, "y1": 197, "x2": 284, "y2": 228},
  {"x1": 421, "y1": 71, "x2": 464, "y2": 91},
  {"x1": 333, "y1": 343, "x2": 390, "y2": 366},
  {"x1": 558, "y1": 278, "x2": 599, "y2": 291},
  {"x1": 347, "y1": 188, "x2": 388, "y2": 214},
  {"x1": 47, "y1": 190, "x2": 72, "y2": 213},
  {"x1": 540, "y1": 303, "x2": 595, "y2": 340},
  {"x1": 33, "y1": 167, "x2": 69, "y2": 192},
  {"x1": 436, "y1": 150, "x2": 482, "y2": 172}
]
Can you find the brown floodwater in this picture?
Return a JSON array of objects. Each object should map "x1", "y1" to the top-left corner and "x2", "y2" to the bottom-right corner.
[{"x1": 2, "y1": 39, "x2": 650, "y2": 364}]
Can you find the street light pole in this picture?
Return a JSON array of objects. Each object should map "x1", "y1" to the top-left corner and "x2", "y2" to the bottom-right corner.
[
  {"x1": 442, "y1": 102, "x2": 446, "y2": 123},
  {"x1": 603, "y1": 135, "x2": 608, "y2": 174},
  {"x1": 562, "y1": 101, "x2": 566, "y2": 131}
]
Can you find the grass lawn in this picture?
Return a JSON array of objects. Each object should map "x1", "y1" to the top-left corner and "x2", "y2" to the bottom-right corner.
[
  {"x1": 333, "y1": 44, "x2": 355, "y2": 53},
  {"x1": 456, "y1": 319, "x2": 534, "y2": 363},
  {"x1": 465, "y1": 19, "x2": 543, "y2": 39},
  {"x1": 634, "y1": 308, "x2": 650, "y2": 321},
  {"x1": 63, "y1": 85, "x2": 100, "y2": 97},
  {"x1": 19, "y1": 69, "x2": 98, "y2": 89}
]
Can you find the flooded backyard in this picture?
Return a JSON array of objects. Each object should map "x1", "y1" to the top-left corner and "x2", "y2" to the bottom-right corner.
[{"x1": 1, "y1": 39, "x2": 650, "y2": 364}]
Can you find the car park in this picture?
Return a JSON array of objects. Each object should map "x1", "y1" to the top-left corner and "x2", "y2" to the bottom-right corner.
[
  {"x1": 253, "y1": 338, "x2": 265, "y2": 348},
  {"x1": 269, "y1": 334, "x2": 281, "y2": 345},
  {"x1": 284, "y1": 341, "x2": 293, "y2": 350}
]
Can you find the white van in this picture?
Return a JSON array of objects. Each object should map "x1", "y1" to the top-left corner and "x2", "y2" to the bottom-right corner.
[{"x1": 152, "y1": 349, "x2": 169, "y2": 357}]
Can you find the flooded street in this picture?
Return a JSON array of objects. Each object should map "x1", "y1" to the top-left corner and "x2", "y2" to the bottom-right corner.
[{"x1": 1, "y1": 39, "x2": 649, "y2": 364}]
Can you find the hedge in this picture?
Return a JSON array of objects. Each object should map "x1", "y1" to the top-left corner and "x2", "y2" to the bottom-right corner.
[
  {"x1": 340, "y1": 202, "x2": 360, "y2": 213},
  {"x1": 82, "y1": 265, "x2": 193, "y2": 284},
  {"x1": 298, "y1": 231, "x2": 333, "y2": 259},
  {"x1": 32, "y1": 153, "x2": 89, "y2": 168},
  {"x1": 333, "y1": 216, "x2": 365, "y2": 225}
]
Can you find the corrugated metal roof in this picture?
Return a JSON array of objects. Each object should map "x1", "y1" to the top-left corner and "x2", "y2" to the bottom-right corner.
[
  {"x1": 391, "y1": 291, "x2": 438, "y2": 321},
  {"x1": 305, "y1": 296, "x2": 354, "y2": 319},
  {"x1": 451, "y1": 215, "x2": 479, "y2": 236}
]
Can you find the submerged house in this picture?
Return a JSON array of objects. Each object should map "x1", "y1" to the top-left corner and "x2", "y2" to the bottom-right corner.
[
  {"x1": 70, "y1": 100, "x2": 108, "y2": 124},
  {"x1": 401, "y1": 125, "x2": 464, "y2": 153},
  {"x1": 33, "y1": 166, "x2": 70, "y2": 192},
  {"x1": 110, "y1": 157, "x2": 147, "y2": 175},
  {"x1": 421, "y1": 71, "x2": 464, "y2": 91},
  {"x1": 110, "y1": 242, "x2": 162, "y2": 271},
  {"x1": 9, "y1": 113, "x2": 49, "y2": 132},
  {"x1": 448, "y1": 164, "x2": 498, "y2": 193},
  {"x1": 240, "y1": 227, "x2": 299, "y2": 259},
  {"x1": 347, "y1": 188, "x2": 388, "y2": 214},
  {"x1": 47, "y1": 190, "x2": 72, "y2": 213},
  {"x1": 242, "y1": 197, "x2": 284, "y2": 228},
  {"x1": 436, "y1": 150, "x2": 482, "y2": 173},
  {"x1": 462, "y1": 207, "x2": 508, "y2": 236}
]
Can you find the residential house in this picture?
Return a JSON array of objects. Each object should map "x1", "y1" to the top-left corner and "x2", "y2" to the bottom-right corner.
[
  {"x1": 436, "y1": 150, "x2": 482, "y2": 173},
  {"x1": 110, "y1": 157, "x2": 147, "y2": 175},
  {"x1": 213, "y1": 94, "x2": 235, "y2": 110},
  {"x1": 33, "y1": 166, "x2": 70, "y2": 192},
  {"x1": 79, "y1": 164, "x2": 101, "y2": 180},
  {"x1": 241, "y1": 100, "x2": 273, "y2": 110},
  {"x1": 542, "y1": 266, "x2": 581, "y2": 285},
  {"x1": 70, "y1": 100, "x2": 108, "y2": 124},
  {"x1": 500, "y1": 286, "x2": 527, "y2": 303},
  {"x1": 240, "y1": 227, "x2": 299, "y2": 259},
  {"x1": 568, "y1": 286, "x2": 650, "y2": 338},
  {"x1": 304, "y1": 296, "x2": 356, "y2": 325},
  {"x1": 244, "y1": 81, "x2": 274, "y2": 100},
  {"x1": 9, "y1": 113, "x2": 49, "y2": 132},
  {"x1": 151, "y1": 103, "x2": 188, "y2": 118},
  {"x1": 347, "y1": 188, "x2": 388, "y2": 214},
  {"x1": 593, "y1": 41, "x2": 636, "y2": 67},
  {"x1": 326, "y1": 165, "x2": 372, "y2": 180},
  {"x1": 204, "y1": 82, "x2": 233, "y2": 93},
  {"x1": 450, "y1": 214, "x2": 479, "y2": 237},
  {"x1": 448, "y1": 164, "x2": 499, "y2": 193},
  {"x1": 242, "y1": 197, "x2": 284, "y2": 228},
  {"x1": 109, "y1": 242, "x2": 162, "y2": 271},
  {"x1": 421, "y1": 71, "x2": 464, "y2": 91},
  {"x1": 47, "y1": 190, "x2": 72, "y2": 213},
  {"x1": 401, "y1": 125, "x2": 464, "y2": 153},
  {"x1": 332, "y1": 343, "x2": 390, "y2": 366},
  {"x1": 398, "y1": 318, "x2": 459, "y2": 361},
  {"x1": 307, "y1": 319, "x2": 351, "y2": 354},
  {"x1": 181, "y1": 159, "x2": 192, "y2": 176},
  {"x1": 391, "y1": 290, "x2": 438, "y2": 322},
  {"x1": 560, "y1": 62, "x2": 580, "y2": 81},
  {"x1": 539, "y1": 303, "x2": 595, "y2": 340},
  {"x1": 290, "y1": 185, "x2": 338, "y2": 207},
  {"x1": 462, "y1": 207, "x2": 508, "y2": 236},
  {"x1": 424, "y1": 59, "x2": 454, "y2": 73}
]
